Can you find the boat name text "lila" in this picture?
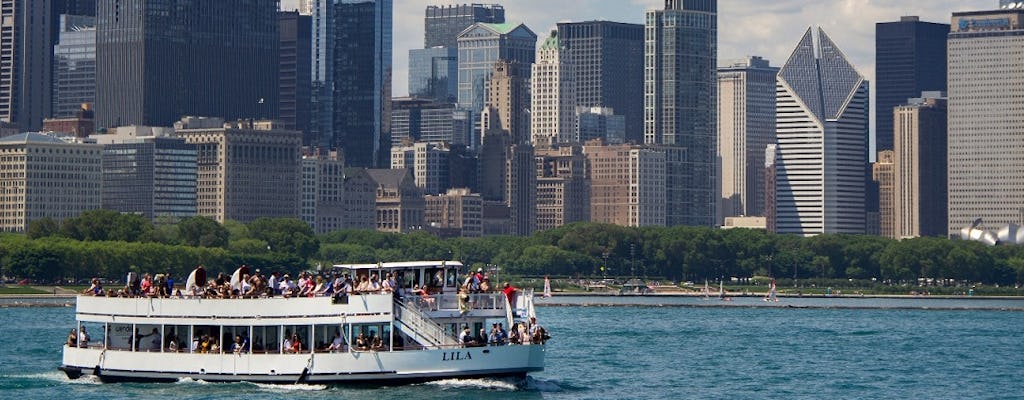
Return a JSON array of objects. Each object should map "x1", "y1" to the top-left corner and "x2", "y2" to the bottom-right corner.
[{"x1": 442, "y1": 351, "x2": 472, "y2": 361}]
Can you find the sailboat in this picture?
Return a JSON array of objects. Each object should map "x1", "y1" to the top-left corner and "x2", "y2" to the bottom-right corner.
[
  {"x1": 718, "y1": 281, "x2": 732, "y2": 301},
  {"x1": 763, "y1": 279, "x2": 779, "y2": 302},
  {"x1": 702, "y1": 280, "x2": 710, "y2": 300},
  {"x1": 543, "y1": 276, "x2": 552, "y2": 298}
]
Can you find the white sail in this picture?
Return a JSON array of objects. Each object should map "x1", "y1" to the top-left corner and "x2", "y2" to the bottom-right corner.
[
  {"x1": 184, "y1": 269, "x2": 198, "y2": 294},
  {"x1": 543, "y1": 277, "x2": 552, "y2": 298}
]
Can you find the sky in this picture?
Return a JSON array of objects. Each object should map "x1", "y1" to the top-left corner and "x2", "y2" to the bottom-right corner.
[{"x1": 282, "y1": 0, "x2": 996, "y2": 146}]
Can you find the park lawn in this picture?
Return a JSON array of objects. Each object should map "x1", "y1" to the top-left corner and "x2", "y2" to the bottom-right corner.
[{"x1": 0, "y1": 286, "x2": 49, "y2": 295}]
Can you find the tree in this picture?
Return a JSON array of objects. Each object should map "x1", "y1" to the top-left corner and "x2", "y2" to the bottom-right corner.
[
  {"x1": 177, "y1": 216, "x2": 229, "y2": 248},
  {"x1": 26, "y1": 217, "x2": 59, "y2": 239},
  {"x1": 248, "y1": 218, "x2": 319, "y2": 260}
]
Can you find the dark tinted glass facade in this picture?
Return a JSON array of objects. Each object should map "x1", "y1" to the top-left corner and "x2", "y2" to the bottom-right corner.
[
  {"x1": 875, "y1": 17, "x2": 948, "y2": 151},
  {"x1": 95, "y1": 0, "x2": 278, "y2": 128},
  {"x1": 279, "y1": 11, "x2": 312, "y2": 144},
  {"x1": 557, "y1": 21, "x2": 644, "y2": 144},
  {"x1": 102, "y1": 138, "x2": 197, "y2": 220},
  {"x1": 424, "y1": 4, "x2": 504, "y2": 49}
]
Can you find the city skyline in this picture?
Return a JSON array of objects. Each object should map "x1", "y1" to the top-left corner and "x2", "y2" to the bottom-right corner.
[{"x1": 279, "y1": 0, "x2": 995, "y2": 152}]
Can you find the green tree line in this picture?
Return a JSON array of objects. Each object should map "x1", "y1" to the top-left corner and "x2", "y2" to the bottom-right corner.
[{"x1": 4, "y1": 211, "x2": 1024, "y2": 287}]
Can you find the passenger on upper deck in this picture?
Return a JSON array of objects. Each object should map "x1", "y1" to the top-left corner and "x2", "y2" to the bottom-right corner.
[
  {"x1": 268, "y1": 272, "x2": 280, "y2": 296},
  {"x1": 354, "y1": 275, "x2": 371, "y2": 293},
  {"x1": 83, "y1": 278, "x2": 102, "y2": 296},
  {"x1": 503, "y1": 282, "x2": 517, "y2": 306}
]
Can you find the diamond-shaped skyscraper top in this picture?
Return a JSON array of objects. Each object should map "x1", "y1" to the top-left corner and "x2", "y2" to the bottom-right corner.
[{"x1": 778, "y1": 27, "x2": 864, "y2": 122}]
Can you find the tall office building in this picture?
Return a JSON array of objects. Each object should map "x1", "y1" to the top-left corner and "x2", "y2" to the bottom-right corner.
[
  {"x1": 1, "y1": 0, "x2": 53, "y2": 131},
  {"x1": 645, "y1": 0, "x2": 717, "y2": 227},
  {"x1": 424, "y1": 188, "x2": 483, "y2": 238},
  {"x1": 576, "y1": 107, "x2": 626, "y2": 144},
  {"x1": 331, "y1": 0, "x2": 392, "y2": 168},
  {"x1": 425, "y1": 4, "x2": 504, "y2": 49},
  {"x1": 100, "y1": 136, "x2": 197, "y2": 222},
  {"x1": 894, "y1": 92, "x2": 947, "y2": 238},
  {"x1": 717, "y1": 56, "x2": 778, "y2": 223},
  {"x1": 0, "y1": 133, "x2": 101, "y2": 232},
  {"x1": 279, "y1": 11, "x2": 312, "y2": 144},
  {"x1": 557, "y1": 21, "x2": 644, "y2": 143},
  {"x1": 535, "y1": 145, "x2": 590, "y2": 231},
  {"x1": 390, "y1": 141, "x2": 452, "y2": 195},
  {"x1": 947, "y1": 9, "x2": 1024, "y2": 235},
  {"x1": 873, "y1": 151, "x2": 895, "y2": 238},
  {"x1": 173, "y1": 117, "x2": 302, "y2": 224},
  {"x1": 875, "y1": 16, "x2": 948, "y2": 152},
  {"x1": 390, "y1": 97, "x2": 472, "y2": 147},
  {"x1": 530, "y1": 30, "x2": 576, "y2": 147},
  {"x1": 52, "y1": 15, "x2": 95, "y2": 119},
  {"x1": 764, "y1": 144, "x2": 777, "y2": 233},
  {"x1": 408, "y1": 47, "x2": 458, "y2": 103},
  {"x1": 774, "y1": 27, "x2": 869, "y2": 236},
  {"x1": 95, "y1": 0, "x2": 278, "y2": 128},
  {"x1": 300, "y1": 152, "x2": 345, "y2": 234},
  {"x1": 584, "y1": 142, "x2": 666, "y2": 227},
  {"x1": 456, "y1": 22, "x2": 536, "y2": 116}
]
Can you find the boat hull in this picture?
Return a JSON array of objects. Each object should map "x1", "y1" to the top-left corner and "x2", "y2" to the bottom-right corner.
[{"x1": 60, "y1": 344, "x2": 545, "y2": 385}]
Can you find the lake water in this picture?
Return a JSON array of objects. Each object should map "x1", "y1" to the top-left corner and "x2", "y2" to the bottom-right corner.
[{"x1": 2, "y1": 297, "x2": 1023, "y2": 399}]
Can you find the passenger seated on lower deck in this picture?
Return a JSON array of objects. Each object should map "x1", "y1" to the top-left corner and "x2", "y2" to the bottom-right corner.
[
  {"x1": 355, "y1": 333, "x2": 368, "y2": 351},
  {"x1": 371, "y1": 336, "x2": 384, "y2": 351},
  {"x1": 67, "y1": 329, "x2": 77, "y2": 347},
  {"x1": 459, "y1": 326, "x2": 477, "y2": 347},
  {"x1": 327, "y1": 331, "x2": 344, "y2": 352}
]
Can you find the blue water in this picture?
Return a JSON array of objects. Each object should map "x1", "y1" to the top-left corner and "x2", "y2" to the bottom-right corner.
[{"x1": 2, "y1": 299, "x2": 1024, "y2": 399}]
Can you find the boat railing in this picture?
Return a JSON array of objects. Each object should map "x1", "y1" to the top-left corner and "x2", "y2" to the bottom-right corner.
[
  {"x1": 393, "y1": 298, "x2": 460, "y2": 348},
  {"x1": 409, "y1": 292, "x2": 507, "y2": 312}
]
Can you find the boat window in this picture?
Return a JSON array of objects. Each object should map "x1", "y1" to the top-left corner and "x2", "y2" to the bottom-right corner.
[
  {"x1": 426, "y1": 268, "x2": 444, "y2": 291},
  {"x1": 135, "y1": 324, "x2": 162, "y2": 352},
  {"x1": 107, "y1": 323, "x2": 133, "y2": 351},
  {"x1": 165, "y1": 325, "x2": 188, "y2": 352},
  {"x1": 313, "y1": 324, "x2": 344, "y2": 352},
  {"x1": 282, "y1": 325, "x2": 310, "y2": 353},
  {"x1": 192, "y1": 325, "x2": 221, "y2": 354},
  {"x1": 75, "y1": 321, "x2": 104, "y2": 349},
  {"x1": 446, "y1": 268, "x2": 459, "y2": 288},
  {"x1": 251, "y1": 325, "x2": 278, "y2": 353},
  {"x1": 399, "y1": 269, "x2": 418, "y2": 290},
  {"x1": 222, "y1": 325, "x2": 249, "y2": 353}
]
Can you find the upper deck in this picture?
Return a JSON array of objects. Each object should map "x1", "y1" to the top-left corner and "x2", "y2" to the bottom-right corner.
[{"x1": 75, "y1": 293, "x2": 394, "y2": 325}]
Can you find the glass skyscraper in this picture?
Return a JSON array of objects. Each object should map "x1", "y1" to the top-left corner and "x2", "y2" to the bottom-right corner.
[
  {"x1": 312, "y1": 0, "x2": 392, "y2": 168},
  {"x1": 557, "y1": 21, "x2": 644, "y2": 144},
  {"x1": 95, "y1": 0, "x2": 278, "y2": 128},
  {"x1": 644, "y1": 0, "x2": 717, "y2": 227},
  {"x1": 52, "y1": 14, "x2": 95, "y2": 118},
  {"x1": 102, "y1": 137, "x2": 198, "y2": 221},
  {"x1": 456, "y1": 22, "x2": 536, "y2": 116},
  {"x1": 874, "y1": 16, "x2": 948, "y2": 152},
  {"x1": 424, "y1": 4, "x2": 504, "y2": 49},
  {"x1": 408, "y1": 47, "x2": 458, "y2": 103}
]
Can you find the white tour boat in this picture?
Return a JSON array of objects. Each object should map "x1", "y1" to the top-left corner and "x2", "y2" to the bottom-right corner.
[{"x1": 60, "y1": 261, "x2": 546, "y2": 384}]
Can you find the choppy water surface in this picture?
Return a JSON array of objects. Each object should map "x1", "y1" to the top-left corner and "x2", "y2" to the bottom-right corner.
[{"x1": 2, "y1": 298, "x2": 1023, "y2": 399}]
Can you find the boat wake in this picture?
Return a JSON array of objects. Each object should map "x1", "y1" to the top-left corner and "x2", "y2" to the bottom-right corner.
[
  {"x1": 422, "y1": 376, "x2": 566, "y2": 392},
  {"x1": 423, "y1": 377, "x2": 520, "y2": 391},
  {"x1": 251, "y1": 382, "x2": 328, "y2": 392},
  {"x1": 6, "y1": 371, "x2": 101, "y2": 385}
]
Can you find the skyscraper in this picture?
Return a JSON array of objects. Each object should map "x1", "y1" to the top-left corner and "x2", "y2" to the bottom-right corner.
[
  {"x1": 947, "y1": 8, "x2": 1024, "y2": 235},
  {"x1": 774, "y1": 27, "x2": 869, "y2": 236},
  {"x1": 456, "y1": 22, "x2": 536, "y2": 116},
  {"x1": 557, "y1": 21, "x2": 644, "y2": 143},
  {"x1": 100, "y1": 136, "x2": 198, "y2": 222},
  {"x1": 875, "y1": 16, "x2": 949, "y2": 152},
  {"x1": 717, "y1": 56, "x2": 778, "y2": 223},
  {"x1": 408, "y1": 47, "x2": 458, "y2": 102},
  {"x1": 644, "y1": 0, "x2": 717, "y2": 227},
  {"x1": 1, "y1": 0, "x2": 53, "y2": 131},
  {"x1": 873, "y1": 150, "x2": 895, "y2": 239},
  {"x1": 331, "y1": 0, "x2": 392, "y2": 168},
  {"x1": 894, "y1": 92, "x2": 947, "y2": 239},
  {"x1": 425, "y1": 4, "x2": 504, "y2": 49},
  {"x1": 95, "y1": 0, "x2": 278, "y2": 128},
  {"x1": 279, "y1": 11, "x2": 312, "y2": 144},
  {"x1": 410, "y1": 4, "x2": 503, "y2": 105},
  {"x1": 52, "y1": 15, "x2": 96, "y2": 118},
  {"x1": 530, "y1": 30, "x2": 576, "y2": 147}
]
